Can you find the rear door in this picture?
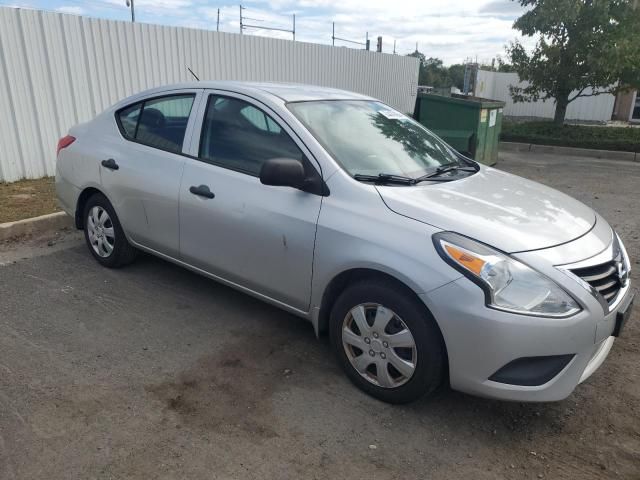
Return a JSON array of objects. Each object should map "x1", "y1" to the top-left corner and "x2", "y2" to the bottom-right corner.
[
  {"x1": 178, "y1": 91, "x2": 323, "y2": 311},
  {"x1": 102, "y1": 90, "x2": 202, "y2": 257}
]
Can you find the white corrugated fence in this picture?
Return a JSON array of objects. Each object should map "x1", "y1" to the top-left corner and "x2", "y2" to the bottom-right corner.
[
  {"x1": 0, "y1": 7, "x2": 419, "y2": 182},
  {"x1": 475, "y1": 70, "x2": 615, "y2": 122}
]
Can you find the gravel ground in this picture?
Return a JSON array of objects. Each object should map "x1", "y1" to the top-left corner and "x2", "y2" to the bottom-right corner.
[{"x1": 0, "y1": 151, "x2": 638, "y2": 480}]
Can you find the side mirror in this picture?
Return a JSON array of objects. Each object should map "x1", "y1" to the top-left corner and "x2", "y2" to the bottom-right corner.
[{"x1": 260, "y1": 158, "x2": 306, "y2": 189}]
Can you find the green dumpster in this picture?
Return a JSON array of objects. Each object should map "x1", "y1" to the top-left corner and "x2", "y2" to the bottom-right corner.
[{"x1": 413, "y1": 93, "x2": 505, "y2": 165}]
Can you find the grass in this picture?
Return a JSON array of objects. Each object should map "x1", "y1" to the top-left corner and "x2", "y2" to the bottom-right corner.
[
  {"x1": 0, "y1": 177, "x2": 60, "y2": 224},
  {"x1": 500, "y1": 121, "x2": 640, "y2": 152}
]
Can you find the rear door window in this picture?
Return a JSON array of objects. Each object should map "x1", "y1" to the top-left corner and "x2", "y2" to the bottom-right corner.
[{"x1": 116, "y1": 94, "x2": 196, "y2": 154}]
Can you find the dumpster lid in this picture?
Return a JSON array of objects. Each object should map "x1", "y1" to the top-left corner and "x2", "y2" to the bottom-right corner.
[
  {"x1": 416, "y1": 93, "x2": 505, "y2": 109},
  {"x1": 430, "y1": 129, "x2": 474, "y2": 140}
]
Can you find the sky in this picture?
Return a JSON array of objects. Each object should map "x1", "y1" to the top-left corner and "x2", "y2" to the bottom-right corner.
[{"x1": 0, "y1": 0, "x2": 534, "y2": 65}]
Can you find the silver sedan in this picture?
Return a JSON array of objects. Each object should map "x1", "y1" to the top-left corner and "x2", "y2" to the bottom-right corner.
[{"x1": 56, "y1": 82, "x2": 634, "y2": 404}]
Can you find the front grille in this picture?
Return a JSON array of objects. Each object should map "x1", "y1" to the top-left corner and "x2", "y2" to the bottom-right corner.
[{"x1": 571, "y1": 261, "x2": 622, "y2": 305}]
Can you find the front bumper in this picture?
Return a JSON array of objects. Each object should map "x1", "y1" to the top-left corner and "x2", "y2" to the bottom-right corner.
[{"x1": 421, "y1": 265, "x2": 634, "y2": 402}]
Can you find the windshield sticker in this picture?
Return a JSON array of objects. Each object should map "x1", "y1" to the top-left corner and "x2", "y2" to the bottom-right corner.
[{"x1": 379, "y1": 109, "x2": 406, "y2": 120}]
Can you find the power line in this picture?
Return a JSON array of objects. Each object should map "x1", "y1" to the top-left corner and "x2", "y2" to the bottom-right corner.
[
  {"x1": 239, "y1": 4, "x2": 295, "y2": 41},
  {"x1": 0, "y1": 1, "x2": 406, "y2": 55},
  {"x1": 332, "y1": 22, "x2": 369, "y2": 50}
]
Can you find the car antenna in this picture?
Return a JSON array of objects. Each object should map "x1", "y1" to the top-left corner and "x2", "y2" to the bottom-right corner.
[{"x1": 187, "y1": 67, "x2": 200, "y2": 81}]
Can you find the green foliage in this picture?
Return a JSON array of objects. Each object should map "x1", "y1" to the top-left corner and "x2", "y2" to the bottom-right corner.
[
  {"x1": 501, "y1": 121, "x2": 640, "y2": 151},
  {"x1": 480, "y1": 56, "x2": 516, "y2": 72},
  {"x1": 507, "y1": 0, "x2": 640, "y2": 124},
  {"x1": 407, "y1": 51, "x2": 465, "y2": 90},
  {"x1": 447, "y1": 64, "x2": 466, "y2": 90},
  {"x1": 497, "y1": 57, "x2": 516, "y2": 73}
]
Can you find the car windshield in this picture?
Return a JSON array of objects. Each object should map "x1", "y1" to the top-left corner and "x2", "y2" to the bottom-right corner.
[{"x1": 287, "y1": 100, "x2": 462, "y2": 178}]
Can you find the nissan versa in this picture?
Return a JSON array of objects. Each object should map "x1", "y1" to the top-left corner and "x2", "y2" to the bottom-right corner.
[{"x1": 55, "y1": 82, "x2": 634, "y2": 404}]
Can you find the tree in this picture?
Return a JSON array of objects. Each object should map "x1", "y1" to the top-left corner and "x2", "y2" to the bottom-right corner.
[
  {"x1": 406, "y1": 52, "x2": 464, "y2": 89},
  {"x1": 496, "y1": 56, "x2": 516, "y2": 73},
  {"x1": 481, "y1": 56, "x2": 516, "y2": 73},
  {"x1": 408, "y1": 52, "x2": 449, "y2": 87},
  {"x1": 507, "y1": 0, "x2": 640, "y2": 125},
  {"x1": 447, "y1": 64, "x2": 466, "y2": 90}
]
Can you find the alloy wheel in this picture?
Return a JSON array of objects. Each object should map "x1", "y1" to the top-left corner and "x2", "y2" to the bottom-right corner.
[
  {"x1": 341, "y1": 303, "x2": 418, "y2": 388},
  {"x1": 87, "y1": 206, "x2": 115, "y2": 258}
]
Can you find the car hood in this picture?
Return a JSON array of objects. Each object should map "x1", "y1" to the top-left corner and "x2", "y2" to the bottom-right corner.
[{"x1": 376, "y1": 167, "x2": 596, "y2": 253}]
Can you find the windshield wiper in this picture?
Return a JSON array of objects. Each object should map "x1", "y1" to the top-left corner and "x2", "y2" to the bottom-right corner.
[
  {"x1": 353, "y1": 173, "x2": 415, "y2": 185},
  {"x1": 354, "y1": 163, "x2": 478, "y2": 186},
  {"x1": 411, "y1": 163, "x2": 478, "y2": 184}
]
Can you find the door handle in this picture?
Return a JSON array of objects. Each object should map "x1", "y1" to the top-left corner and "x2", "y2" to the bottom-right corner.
[
  {"x1": 101, "y1": 158, "x2": 119, "y2": 170},
  {"x1": 189, "y1": 185, "x2": 215, "y2": 199}
]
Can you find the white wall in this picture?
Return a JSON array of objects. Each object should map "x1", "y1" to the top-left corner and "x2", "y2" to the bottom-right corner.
[
  {"x1": 0, "y1": 7, "x2": 419, "y2": 182},
  {"x1": 475, "y1": 70, "x2": 615, "y2": 122}
]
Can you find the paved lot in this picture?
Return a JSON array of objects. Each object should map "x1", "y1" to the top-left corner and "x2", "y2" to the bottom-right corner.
[{"x1": 1, "y1": 151, "x2": 639, "y2": 480}]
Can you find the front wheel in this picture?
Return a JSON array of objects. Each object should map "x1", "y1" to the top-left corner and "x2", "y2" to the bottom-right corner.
[
  {"x1": 330, "y1": 279, "x2": 446, "y2": 404},
  {"x1": 83, "y1": 193, "x2": 137, "y2": 268}
]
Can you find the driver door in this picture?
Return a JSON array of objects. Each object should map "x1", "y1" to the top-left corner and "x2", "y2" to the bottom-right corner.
[{"x1": 178, "y1": 91, "x2": 323, "y2": 312}]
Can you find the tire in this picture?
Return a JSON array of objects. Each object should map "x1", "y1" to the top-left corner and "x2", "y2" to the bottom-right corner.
[
  {"x1": 329, "y1": 278, "x2": 445, "y2": 404},
  {"x1": 82, "y1": 192, "x2": 137, "y2": 268}
]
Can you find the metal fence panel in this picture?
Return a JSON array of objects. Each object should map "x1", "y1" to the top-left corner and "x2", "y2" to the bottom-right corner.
[
  {"x1": 0, "y1": 7, "x2": 419, "y2": 182},
  {"x1": 476, "y1": 70, "x2": 615, "y2": 122}
]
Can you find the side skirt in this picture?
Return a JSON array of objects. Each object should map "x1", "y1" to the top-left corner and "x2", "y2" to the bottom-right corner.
[{"x1": 129, "y1": 240, "x2": 313, "y2": 322}]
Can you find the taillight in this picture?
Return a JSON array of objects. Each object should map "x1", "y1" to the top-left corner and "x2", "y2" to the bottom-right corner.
[{"x1": 57, "y1": 135, "x2": 76, "y2": 156}]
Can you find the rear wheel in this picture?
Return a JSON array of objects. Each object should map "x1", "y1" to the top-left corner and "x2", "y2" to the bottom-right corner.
[
  {"x1": 330, "y1": 279, "x2": 445, "y2": 404},
  {"x1": 83, "y1": 193, "x2": 137, "y2": 268}
]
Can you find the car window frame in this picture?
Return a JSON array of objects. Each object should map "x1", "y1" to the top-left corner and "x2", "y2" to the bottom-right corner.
[
  {"x1": 187, "y1": 88, "x2": 328, "y2": 176},
  {"x1": 114, "y1": 90, "x2": 201, "y2": 156},
  {"x1": 192, "y1": 91, "x2": 324, "y2": 181}
]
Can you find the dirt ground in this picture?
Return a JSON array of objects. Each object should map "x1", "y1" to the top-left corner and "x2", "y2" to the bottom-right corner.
[
  {"x1": 0, "y1": 177, "x2": 59, "y2": 223},
  {"x1": 0, "y1": 151, "x2": 638, "y2": 479}
]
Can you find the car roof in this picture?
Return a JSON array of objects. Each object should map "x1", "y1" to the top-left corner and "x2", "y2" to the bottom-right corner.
[{"x1": 127, "y1": 81, "x2": 374, "y2": 104}]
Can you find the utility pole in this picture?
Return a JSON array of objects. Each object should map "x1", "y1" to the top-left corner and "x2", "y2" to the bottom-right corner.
[
  {"x1": 126, "y1": 0, "x2": 135, "y2": 22},
  {"x1": 239, "y1": 5, "x2": 243, "y2": 34},
  {"x1": 393, "y1": 39, "x2": 396, "y2": 55},
  {"x1": 217, "y1": 8, "x2": 220, "y2": 31},
  {"x1": 293, "y1": 14, "x2": 296, "y2": 42},
  {"x1": 332, "y1": 22, "x2": 335, "y2": 46}
]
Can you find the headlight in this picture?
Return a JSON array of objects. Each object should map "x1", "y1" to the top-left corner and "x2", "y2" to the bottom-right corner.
[{"x1": 433, "y1": 232, "x2": 581, "y2": 317}]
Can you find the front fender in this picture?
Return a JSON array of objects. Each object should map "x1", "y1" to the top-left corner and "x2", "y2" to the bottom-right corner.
[{"x1": 309, "y1": 179, "x2": 463, "y2": 334}]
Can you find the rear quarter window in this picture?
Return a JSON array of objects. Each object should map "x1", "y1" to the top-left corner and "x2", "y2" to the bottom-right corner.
[
  {"x1": 118, "y1": 103, "x2": 142, "y2": 139},
  {"x1": 115, "y1": 94, "x2": 196, "y2": 154}
]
